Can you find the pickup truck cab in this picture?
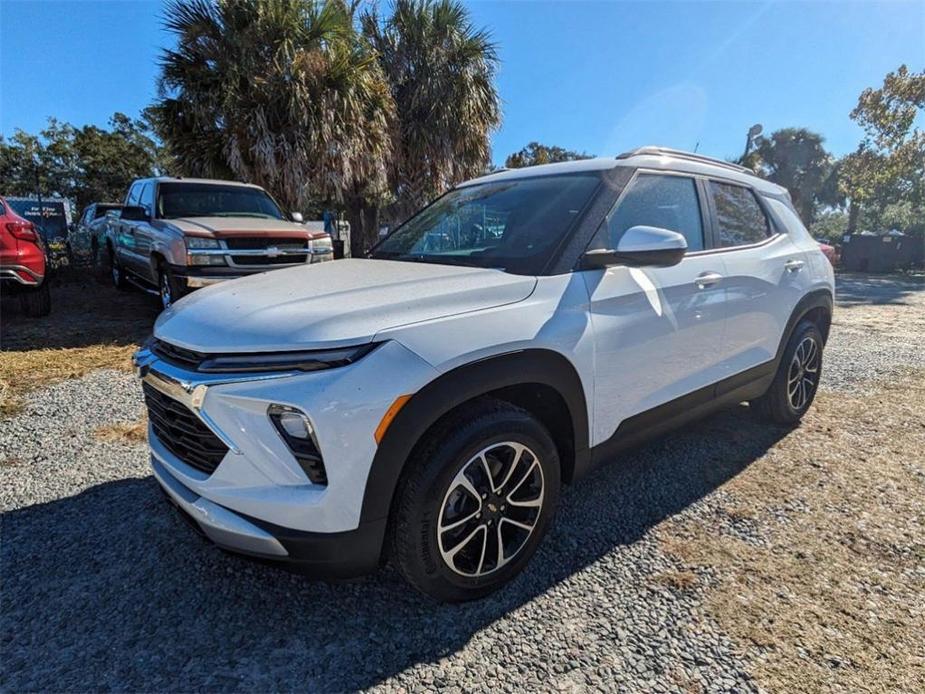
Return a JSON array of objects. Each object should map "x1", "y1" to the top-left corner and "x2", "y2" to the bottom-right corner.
[{"x1": 106, "y1": 177, "x2": 333, "y2": 308}]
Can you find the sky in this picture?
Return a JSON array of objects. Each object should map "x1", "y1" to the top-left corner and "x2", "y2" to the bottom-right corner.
[{"x1": 1, "y1": 0, "x2": 923, "y2": 166}]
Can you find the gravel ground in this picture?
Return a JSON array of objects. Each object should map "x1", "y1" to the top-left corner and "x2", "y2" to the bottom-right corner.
[{"x1": 1, "y1": 273, "x2": 922, "y2": 692}]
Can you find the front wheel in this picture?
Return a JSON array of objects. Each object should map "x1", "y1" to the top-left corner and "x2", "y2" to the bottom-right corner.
[
  {"x1": 157, "y1": 264, "x2": 185, "y2": 310},
  {"x1": 751, "y1": 319, "x2": 824, "y2": 425},
  {"x1": 391, "y1": 399, "x2": 560, "y2": 602}
]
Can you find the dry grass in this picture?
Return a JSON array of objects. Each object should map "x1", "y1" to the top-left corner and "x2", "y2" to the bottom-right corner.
[
  {"x1": 94, "y1": 415, "x2": 148, "y2": 444},
  {"x1": 652, "y1": 569, "x2": 699, "y2": 592},
  {"x1": 657, "y1": 376, "x2": 925, "y2": 693},
  {"x1": 1, "y1": 273, "x2": 156, "y2": 416},
  {"x1": 0, "y1": 344, "x2": 137, "y2": 416}
]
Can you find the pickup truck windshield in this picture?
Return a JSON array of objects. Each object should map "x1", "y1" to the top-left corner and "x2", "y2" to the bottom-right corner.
[
  {"x1": 157, "y1": 183, "x2": 285, "y2": 220},
  {"x1": 370, "y1": 173, "x2": 600, "y2": 275}
]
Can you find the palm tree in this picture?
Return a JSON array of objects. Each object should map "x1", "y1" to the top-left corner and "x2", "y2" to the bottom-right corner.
[
  {"x1": 362, "y1": 0, "x2": 501, "y2": 228},
  {"x1": 745, "y1": 128, "x2": 838, "y2": 225},
  {"x1": 152, "y1": 0, "x2": 394, "y2": 219}
]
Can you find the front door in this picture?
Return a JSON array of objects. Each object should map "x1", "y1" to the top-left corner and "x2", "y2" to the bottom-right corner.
[{"x1": 583, "y1": 172, "x2": 727, "y2": 447}]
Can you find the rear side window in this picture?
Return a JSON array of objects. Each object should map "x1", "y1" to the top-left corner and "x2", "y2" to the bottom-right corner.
[
  {"x1": 601, "y1": 173, "x2": 704, "y2": 252},
  {"x1": 708, "y1": 181, "x2": 770, "y2": 247}
]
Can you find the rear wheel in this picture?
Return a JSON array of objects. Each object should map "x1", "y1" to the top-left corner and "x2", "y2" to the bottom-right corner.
[
  {"x1": 751, "y1": 319, "x2": 824, "y2": 425},
  {"x1": 391, "y1": 399, "x2": 560, "y2": 602},
  {"x1": 19, "y1": 282, "x2": 51, "y2": 317}
]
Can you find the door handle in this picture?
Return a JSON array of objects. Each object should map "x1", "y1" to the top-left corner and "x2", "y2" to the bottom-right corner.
[
  {"x1": 784, "y1": 259, "x2": 804, "y2": 272},
  {"x1": 694, "y1": 271, "x2": 723, "y2": 289}
]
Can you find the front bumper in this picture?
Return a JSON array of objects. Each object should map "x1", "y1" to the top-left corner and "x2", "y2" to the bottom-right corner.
[
  {"x1": 171, "y1": 254, "x2": 335, "y2": 289},
  {"x1": 134, "y1": 339, "x2": 438, "y2": 575},
  {"x1": 153, "y1": 455, "x2": 387, "y2": 577}
]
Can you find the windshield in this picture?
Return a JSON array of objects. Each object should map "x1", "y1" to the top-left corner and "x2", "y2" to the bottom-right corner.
[
  {"x1": 371, "y1": 173, "x2": 600, "y2": 274},
  {"x1": 156, "y1": 183, "x2": 284, "y2": 220}
]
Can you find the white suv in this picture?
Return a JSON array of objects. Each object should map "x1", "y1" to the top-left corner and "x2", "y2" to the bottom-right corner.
[{"x1": 134, "y1": 147, "x2": 834, "y2": 602}]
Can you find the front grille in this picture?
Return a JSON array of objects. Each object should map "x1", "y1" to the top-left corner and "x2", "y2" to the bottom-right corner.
[
  {"x1": 151, "y1": 339, "x2": 205, "y2": 371},
  {"x1": 225, "y1": 237, "x2": 307, "y2": 266},
  {"x1": 143, "y1": 382, "x2": 228, "y2": 475}
]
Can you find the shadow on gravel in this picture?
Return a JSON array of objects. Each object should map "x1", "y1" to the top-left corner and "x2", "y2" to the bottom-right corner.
[
  {"x1": 835, "y1": 272, "x2": 924, "y2": 308},
  {"x1": 1, "y1": 404, "x2": 790, "y2": 692}
]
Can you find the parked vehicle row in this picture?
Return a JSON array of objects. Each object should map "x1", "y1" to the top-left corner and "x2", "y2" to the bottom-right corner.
[{"x1": 133, "y1": 147, "x2": 835, "y2": 601}]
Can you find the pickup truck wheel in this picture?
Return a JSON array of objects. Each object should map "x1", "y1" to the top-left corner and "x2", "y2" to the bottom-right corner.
[
  {"x1": 157, "y1": 264, "x2": 185, "y2": 310},
  {"x1": 751, "y1": 319, "x2": 824, "y2": 425},
  {"x1": 19, "y1": 282, "x2": 51, "y2": 317},
  {"x1": 109, "y1": 248, "x2": 128, "y2": 290},
  {"x1": 391, "y1": 399, "x2": 560, "y2": 602}
]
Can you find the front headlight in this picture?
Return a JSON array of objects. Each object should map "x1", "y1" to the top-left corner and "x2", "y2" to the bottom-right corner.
[
  {"x1": 197, "y1": 343, "x2": 379, "y2": 373},
  {"x1": 186, "y1": 237, "x2": 226, "y2": 265},
  {"x1": 187, "y1": 237, "x2": 221, "y2": 249}
]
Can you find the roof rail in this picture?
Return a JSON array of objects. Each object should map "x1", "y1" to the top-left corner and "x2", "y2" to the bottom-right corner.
[{"x1": 616, "y1": 146, "x2": 756, "y2": 177}]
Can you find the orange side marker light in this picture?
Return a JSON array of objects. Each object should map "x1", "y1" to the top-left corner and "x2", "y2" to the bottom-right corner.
[{"x1": 374, "y1": 394, "x2": 413, "y2": 444}]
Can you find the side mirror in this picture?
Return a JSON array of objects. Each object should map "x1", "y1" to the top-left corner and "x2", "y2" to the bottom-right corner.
[
  {"x1": 580, "y1": 225, "x2": 687, "y2": 269},
  {"x1": 120, "y1": 205, "x2": 148, "y2": 221},
  {"x1": 291, "y1": 211, "x2": 304, "y2": 223}
]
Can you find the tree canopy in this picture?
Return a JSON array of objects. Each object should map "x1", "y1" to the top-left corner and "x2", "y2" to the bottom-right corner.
[
  {"x1": 151, "y1": 0, "x2": 394, "y2": 236},
  {"x1": 741, "y1": 128, "x2": 839, "y2": 225},
  {"x1": 363, "y1": 0, "x2": 502, "y2": 227},
  {"x1": 504, "y1": 142, "x2": 592, "y2": 169},
  {"x1": 840, "y1": 65, "x2": 925, "y2": 234},
  {"x1": 0, "y1": 113, "x2": 163, "y2": 211}
]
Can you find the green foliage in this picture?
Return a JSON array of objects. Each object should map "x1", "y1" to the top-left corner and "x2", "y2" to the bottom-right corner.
[
  {"x1": 0, "y1": 113, "x2": 162, "y2": 210},
  {"x1": 840, "y1": 65, "x2": 925, "y2": 231},
  {"x1": 742, "y1": 128, "x2": 838, "y2": 225},
  {"x1": 504, "y1": 142, "x2": 592, "y2": 169},
  {"x1": 809, "y1": 210, "x2": 850, "y2": 244},
  {"x1": 362, "y1": 0, "x2": 502, "y2": 225},
  {"x1": 151, "y1": 0, "x2": 395, "y2": 218}
]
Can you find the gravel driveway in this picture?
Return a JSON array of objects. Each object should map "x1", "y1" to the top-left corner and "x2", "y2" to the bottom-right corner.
[{"x1": 1, "y1": 273, "x2": 923, "y2": 692}]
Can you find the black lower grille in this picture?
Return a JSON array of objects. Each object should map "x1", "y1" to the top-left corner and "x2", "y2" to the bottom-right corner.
[
  {"x1": 143, "y1": 382, "x2": 228, "y2": 474},
  {"x1": 151, "y1": 339, "x2": 205, "y2": 370}
]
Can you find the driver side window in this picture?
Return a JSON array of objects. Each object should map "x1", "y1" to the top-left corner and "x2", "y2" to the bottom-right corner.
[{"x1": 596, "y1": 174, "x2": 704, "y2": 252}]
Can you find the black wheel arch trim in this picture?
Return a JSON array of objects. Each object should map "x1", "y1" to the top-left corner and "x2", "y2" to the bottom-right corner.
[
  {"x1": 774, "y1": 288, "x2": 833, "y2": 361},
  {"x1": 359, "y1": 348, "x2": 590, "y2": 525}
]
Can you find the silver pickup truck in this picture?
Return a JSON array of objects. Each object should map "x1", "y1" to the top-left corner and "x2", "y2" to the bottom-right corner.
[{"x1": 105, "y1": 177, "x2": 333, "y2": 308}]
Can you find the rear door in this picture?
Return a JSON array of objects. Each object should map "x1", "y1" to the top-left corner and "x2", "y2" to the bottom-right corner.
[
  {"x1": 703, "y1": 180, "x2": 805, "y2": 378},
  {"x1": 118, "y1": 182, "x2": 149, "y2": 274},
  {"x1": 583, "y1": 172, "x2": 728, "y2": 445}
]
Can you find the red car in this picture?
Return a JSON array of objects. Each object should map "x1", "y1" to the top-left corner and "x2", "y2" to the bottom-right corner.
[
  {"x1": 817, "y1": 240, "x2": 838, "y2": 267},
  {"x1": 1, "y1": 195, "x2": 51, "y2": 316}
]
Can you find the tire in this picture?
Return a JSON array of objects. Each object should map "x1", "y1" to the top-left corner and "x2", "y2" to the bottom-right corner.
[
  {"x1": 19, "y1": 282, "x2": 51, "y2": 317},
  {"x1": 391, "y1": 398, "x2": 561, "y2": 602},
  {"x1": 157, "y1": 263, "x2": 185, "y2": 310},
  {"x1": 751, "y1": 319, "x2": 824, "y2": 425},
  {"x1": 109, "y1": 246, "x2": 128, "y2": 290}
]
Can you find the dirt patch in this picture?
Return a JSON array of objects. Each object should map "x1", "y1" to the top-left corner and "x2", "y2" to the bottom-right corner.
[
  {"x1": 94, "y1": 416, "x2": 148, "y2": 444},
  {"x1": 657, "y1": 376, "x2": 925, "y2": 692},
  {"x1": 0, "y1": 274, "x2": 157, "y2": 415}
]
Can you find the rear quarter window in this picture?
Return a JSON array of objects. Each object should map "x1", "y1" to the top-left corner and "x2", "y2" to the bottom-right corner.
[{"x1": 708, "y1": 181, "x2": 771, "y2": 248}]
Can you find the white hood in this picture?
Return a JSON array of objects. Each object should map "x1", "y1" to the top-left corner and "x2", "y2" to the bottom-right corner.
[{"x1": 154, "y1": 259, "x2": 537, "y2": 353}]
